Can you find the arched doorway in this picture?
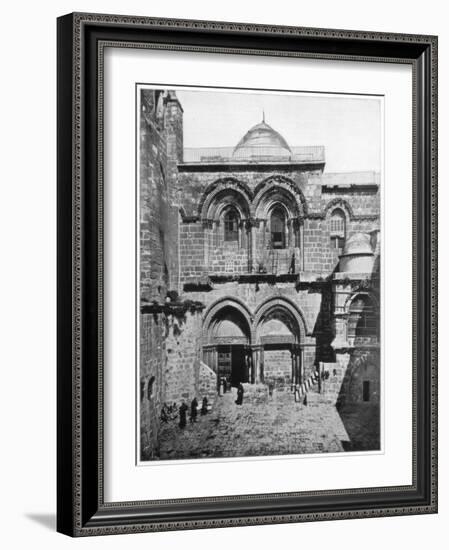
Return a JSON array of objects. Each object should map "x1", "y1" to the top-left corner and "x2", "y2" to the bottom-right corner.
[
  {"x1": 347, "y1": 294, "x2": 379, "y2": 345},
  {"x1": 203, "y1": 303, "x2": 251, "y2": 387},
  {"x1": 254, "y1": 299, "x2": 304, "y2": 389}
]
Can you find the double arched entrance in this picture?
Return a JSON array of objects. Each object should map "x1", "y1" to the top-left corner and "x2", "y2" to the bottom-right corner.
[{"x1": 202, "y1": 297, "x2": 306, "y2": 389}]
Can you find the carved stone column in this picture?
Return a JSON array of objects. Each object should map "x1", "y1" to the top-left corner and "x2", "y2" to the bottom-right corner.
[
  {"x1": 201, "y1": 219, "x2": 213, "y2": 270},
  {"x1": 287, "y1": 219, "x2": 293, "y2": 248},
  {"x1": 246, "y1": 347, "x2": 255, "y2": 384},
  {"x1": 251, "y1": 344, "x2": 264, "y2": 383},
  {"x1": 246, "y1": 218, "x2": 259, "y2": 273},
  {"x1": 300, "y1": 347, "x2": 304, "y2": 385},
  {"x1": 291, "y1": 345, "x2": 301, "y2": 388},
  {"x1": 290, "y1": 347, "x2": 296, "y2": 389}
]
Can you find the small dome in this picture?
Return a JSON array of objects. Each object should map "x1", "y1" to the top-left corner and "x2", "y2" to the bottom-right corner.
[
  {"x1": 339, "y1": 233, "x2": 375, "y2": 274},
  {"x1": 341, "y1": 233, "x2": 373, "y2": 257},
  {"x1": 233, "y1": 118, "x2": 291, "y2": 160}
]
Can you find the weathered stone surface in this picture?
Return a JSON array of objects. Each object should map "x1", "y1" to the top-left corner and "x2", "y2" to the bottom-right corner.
[
  {"x1": 139, "y1": 89, "x2": 381, "y2": 460},
  {"x1": 157, "y1": 389, "x2": 380, "y2": 460}
]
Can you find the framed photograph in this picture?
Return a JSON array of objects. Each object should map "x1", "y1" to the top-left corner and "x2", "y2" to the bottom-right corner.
[{"x1": 57, "y1": 12, "x2": 438, "y2": 536}]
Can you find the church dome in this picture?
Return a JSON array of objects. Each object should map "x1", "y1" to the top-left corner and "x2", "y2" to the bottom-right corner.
[
  {"x1": 341, "y1": 233, "x2": 373, "y2": 257},
  {"x1": 232, "y1": 117, "x2": 292, "y2": 160},
  {"x1": 339, "y1": 233, "x2": 375, "y2": 274}
]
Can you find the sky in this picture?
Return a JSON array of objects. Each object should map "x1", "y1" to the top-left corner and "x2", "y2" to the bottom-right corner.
[{"x1": 175, "y1": 88, "x2": 382, "y2": 173}]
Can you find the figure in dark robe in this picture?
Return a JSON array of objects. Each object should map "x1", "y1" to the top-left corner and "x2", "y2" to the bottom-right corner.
[
  {"x1": 201, "y1": 396, "x2": 208, "y2": 415},
  {"x1": 179, "y1": 402, "x2": 188, "y2": 429},
  {"x1": 190, "y1": 398, "x2": 198, "y2": 423},
  {"x1": 288, "y1": 252, "x2": 295, "y2": 274},
  {"x1": 235, "y1": 383, "x2": 244, "y2": 405}
]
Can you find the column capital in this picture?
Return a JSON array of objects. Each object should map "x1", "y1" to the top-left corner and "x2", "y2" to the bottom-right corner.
[
  {"x1": 245, "y1": 217, "x2": 260, "y2": 229},
  {"x1": 201, "y1": 218, "x2": 214, "y2": 229},
  {"x1": 250, "y1": 343, "x2": 264, "y2": 351}
]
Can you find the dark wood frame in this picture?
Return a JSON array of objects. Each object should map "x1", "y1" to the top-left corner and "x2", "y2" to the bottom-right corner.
[{"x1": 57, "y1": 12, "x2": 438, "y2": 537}]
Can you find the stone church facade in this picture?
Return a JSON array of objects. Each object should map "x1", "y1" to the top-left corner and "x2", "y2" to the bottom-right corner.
[{"x1": 139, "y1": 89, "x2": 381, "y2": 460}]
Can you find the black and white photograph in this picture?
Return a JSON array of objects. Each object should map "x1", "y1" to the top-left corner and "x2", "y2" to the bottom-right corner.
[
  {"x1": 0, "y1": 0, "x2": 442, "y2": 545},
  {"x1": 138, "y1": 87, "x2": 382, "y2": 462}
]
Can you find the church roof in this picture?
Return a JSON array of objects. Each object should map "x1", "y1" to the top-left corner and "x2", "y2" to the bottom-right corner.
[
  {"x1": 181, "y1": 115, "x2": 326, "y2": 165},
  {"x1": 232, "y1": 117, "x2": 292, "y2": 160}
]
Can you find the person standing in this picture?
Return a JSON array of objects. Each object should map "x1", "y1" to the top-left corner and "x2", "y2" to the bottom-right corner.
[
  {"x1": 235, "y1": 383, "x2": 244, "y2": 405},
  {"x1": 179, "y1": 401, "x2": 188, "y2": 429},
  {"x1": 190, "y1": 397, "x2": 198, "y2": 423},
  {"x1": 201, "y1": 396, "x2": 208, "y2": 415}
]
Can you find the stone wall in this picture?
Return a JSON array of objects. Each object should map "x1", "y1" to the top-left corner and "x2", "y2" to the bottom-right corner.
[
  {"x1": 183, "y1": 281, "x2": 328, "y2": 380},
  {"x1": 304, "y1": 187, "x2": 380, "y2": 273},
  {"x1": 178, "y1": 167, "x2": 380, "y2": 279},
  {"x1": 140, "y1": 313, "x2": 165, "y2": 460},
  {"x1": 178, "y1": 168, "x2": 313, "y2": 219},
  {"x1": 198, "y1": 362, "x2": 218, "y2": 406},
  {"x1": 264, "y1": 349, "x2": 292, "y2": 388},
  {"x1": 140, "y1": 89, "x2": 179, "y2": 303},
  {"x1": 179, "y1": 222, "x2": 205, "y2": 282},
  {"x1": 208, "y1": 243, "x2": 249, "y2": 275},
  {"x1": 164, "y1": 311, "x2": 203, "y2": 405},
  {"x1": 321, "y1": 349, "x2": 380, "y2": 407},
  {"x1": 139, "y1": 89, "x2": 185, "y2": 460}
]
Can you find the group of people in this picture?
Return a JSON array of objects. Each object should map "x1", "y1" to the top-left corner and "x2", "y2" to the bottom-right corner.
[
  {"x1": 178, "y1": 396, "x2": 209, "y2": 429},
  {"x1": 177, "y1": 380, "x2": 246, "y2": 429}
]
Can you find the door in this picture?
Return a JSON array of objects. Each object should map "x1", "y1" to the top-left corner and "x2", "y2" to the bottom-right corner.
[{"x1": 231, "y1": 346, "x2": 248, "y2": 386}]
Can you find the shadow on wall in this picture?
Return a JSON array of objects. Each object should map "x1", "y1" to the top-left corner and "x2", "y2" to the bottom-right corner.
[
  {"x1": 337, "y1": 401, "x2": 380, "y2": 452},
  {"x1": 312, "y1": 267, "x2": 338, "y2": 365},
  {"x1": 336, "y1": 350, "x2": 381, "y2": 452},
  {"x1": 337, "y1": 249, "x2": 381, "y2": 452}
]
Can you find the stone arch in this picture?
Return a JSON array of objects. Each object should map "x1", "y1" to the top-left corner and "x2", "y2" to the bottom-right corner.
[
  {"x1": 344, "y1": 290, "x2": 380, "y2": 315},
  {"x1": 213, "y1": 196, "x2": 247, "y2": 221},
  {"x1": 202, "y1": 297, "x2": 253, "y2": 343},
  {"x1": 327, "y1": 205, "x2": 347, "y2": 252},
  {"x1": 253, "y1": 175, "x2": 308, "y2": 219},
  {"x1": 198, "y1": 177, "x2": 253, "y2": 220},
  {"x1": 345, "y1": 292, "x2": 380, "y2": 344},
  {"x1": 202, "y1": 298, "x2": 254, "y2": 387},
  {"x1": 324, "y1": 198, "x2": 354, "y2": 221},
  {"x1": 253, "y1": 296, "x2": 308, "y2": 344},
  {"x1": 268, "y1": 203, "x2": 289, "y2": 249}
]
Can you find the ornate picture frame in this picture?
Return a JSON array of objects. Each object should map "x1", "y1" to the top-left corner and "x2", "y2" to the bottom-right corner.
[{"x1": 57, "y1": 12, "x2": 437, "y2": 536}]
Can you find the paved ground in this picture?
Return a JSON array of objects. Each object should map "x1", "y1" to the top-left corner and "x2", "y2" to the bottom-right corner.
[{"x1": 157, "y1": 386, "x2": 379, "y2": 460}]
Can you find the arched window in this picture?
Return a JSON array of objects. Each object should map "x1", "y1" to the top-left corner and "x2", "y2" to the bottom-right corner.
[
  {"x1": 348, "y1": 295, "x2": 379, "y2": 342},
  {"x1": 223, "y1": 209, "x2": 239, "y2": 242},
  {"x1": 330, "y1": 209, "x2": 346, "y2": 251},
  {"x1": 270, "y1": 207, "x2": 286, "y2": 249}
]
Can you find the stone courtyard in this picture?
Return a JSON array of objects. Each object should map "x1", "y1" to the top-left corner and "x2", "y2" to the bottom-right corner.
[{"x1": 158, "y1": 385, "x2": 380, "y2": 460}]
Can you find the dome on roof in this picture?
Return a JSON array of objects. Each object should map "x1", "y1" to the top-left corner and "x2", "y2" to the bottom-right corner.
[
  {"x1": 339, "y1": 233, "x2": 375, "y2": 274},
  {"x1": 232, "y1": 118, "x2": 291, "y2": 160},
  {"x1": 341, "y1": 233, "x2": 373, "y2": 257}
]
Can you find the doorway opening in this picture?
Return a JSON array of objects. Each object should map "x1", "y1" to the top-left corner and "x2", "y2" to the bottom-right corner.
[{"x1": 217, "y1": 345, "x2": 248, "y2": 387}]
